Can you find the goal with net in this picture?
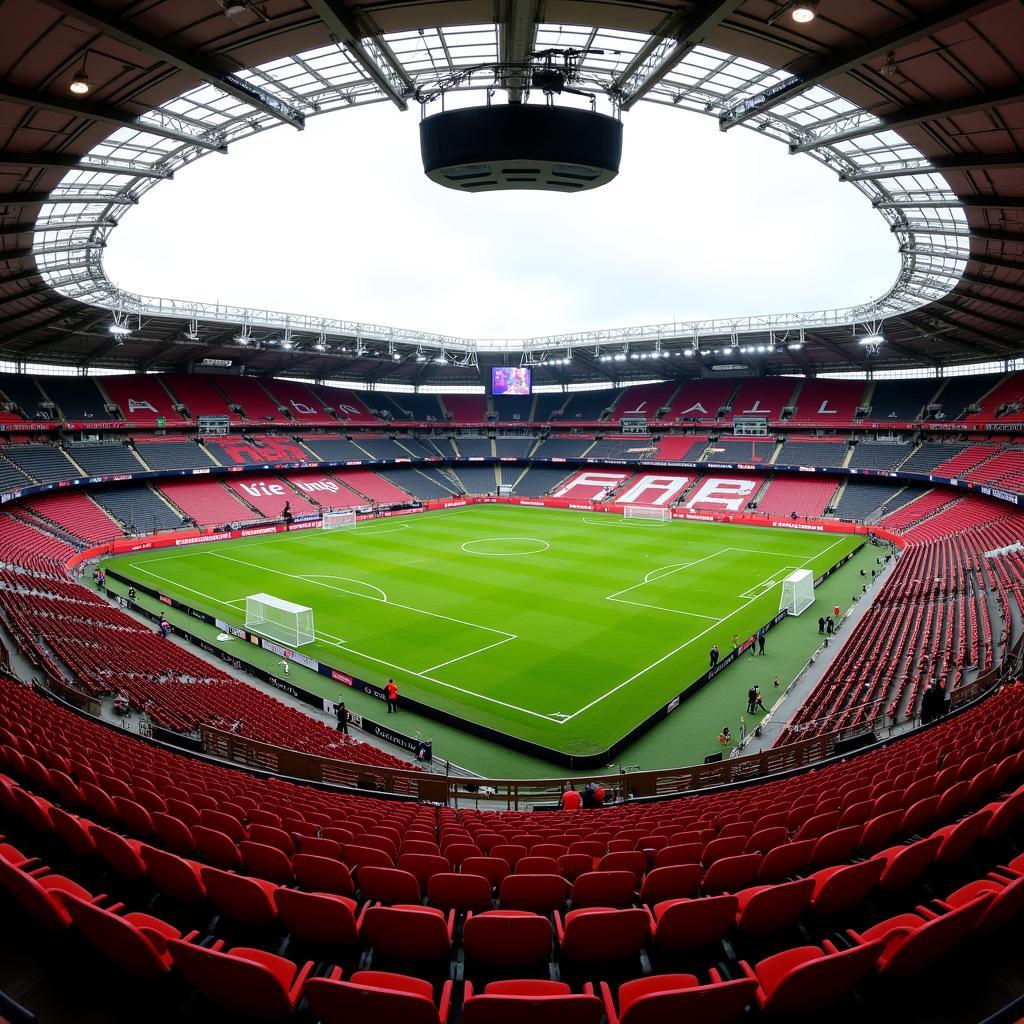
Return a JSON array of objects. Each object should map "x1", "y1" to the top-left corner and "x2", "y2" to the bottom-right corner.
[
  {"x1": 624, "y1": 505, "x2": 672, "y2": 523},
  {"x1": 780, "y1": 569, "x2": 815, "y2": 616},
  {"x1": 322, "y1": 510, "x2": 357, "y2": 530},
  {"x1": 245, "y1": 593, "x2": 315, "y2": 647}
]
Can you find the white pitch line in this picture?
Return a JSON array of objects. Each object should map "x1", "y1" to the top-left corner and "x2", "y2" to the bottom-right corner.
[
  {"x1": 559, "y1": 535, "x2": 850, "y2": 723},
  {"x1": 208, "y1": 550, "x2": 515, "y2": 640},
  {"x1": 421, "y1": 634, "x2": 517, "y2": 672},
  {"x1": 607, "y1": 550, "x2": 726, "y2": 601},
  {"x1": 739, "y1": 565, "x2": 800, "y2": 600},
  {"x1": 301, "y1": 574, "x2": 389, "y2": 603},
  {"x1": 125, "y1": 562, "x2": 552, "y2": 723},
  {"x1": 607, "y1": 596, "x2": 720, "y2": 620}
]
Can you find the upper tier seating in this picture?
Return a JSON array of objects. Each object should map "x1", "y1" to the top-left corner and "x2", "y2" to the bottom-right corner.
[
  {"x1": 965, "y1": 448, "x2": 1024, "y2": 491},
  {"x1": 65, "y1": 442, "x2": 146, "y2": 475},
  {"x1": 134, "y1": 437, "x2": 218, "y2": 471},
  {"x1": 0, "y1": 451, "x2": 32, "y2": 492},
  {"x1": 558, "y1": 391, "x2": 618, "y2": 421},
  {"x1": 663, "y1": 379, "x2": 736, "y2": 422},
  {"x1": 203, "y1": 435, "x2": 316, "y2": 466},
  {"x1": 776, "y1": 439, "x2": 848, "y2": 468},
  {"x1": 380, "y1": 466, "x2": 455, "y2": 500},
  {"x1": 495, "y1": 437, "x2": 535, "y2": 458},
  {"x1": 442, "y1": 396, "x2": 487, "y2": 422},
  {"x1": 869, "y1": 379, "x2": 940, "y2": 421},
  {"x1": 492, "y1": 395, "x2": 533, "y2": 421},
  {"x1": 91, "y1": 484, "x2": 184, "y2": 533},
  {"x1": 453, "y1": 436, "x2": 492, "y2": 458},
  {"x1": 0, "y1": 372, "x2": 47, "y2": 418},
  {"x1": 900, "y1": 442, "x2": 967, "y2": 474},
  {"x1": 306, "y1": 384, "x2": 378, "y2": 423},
  {"x1": 848, "y1": 442, "x2": 914, "y2": 471},
  {"x1": 587, "y1": 437, "x2": 655, "y2": 460},
  {"x1": 790, "y1": 380, "x2": 865, "y2": 424},
  {"x1": 1, "y1": 444, "x2": 83, "y2": 483},
  {"x1": 726, "y1": 379, "x2": 798, "y2": 421},
  {"x1": 24, "y1": 492, "x2": 121, "y2": 543},
  {"x1": 163, "y1": 374, "x2": 239, "y2": 421},
  {"x1": 531, "y1": 436, "x2": 594, "y2": 459},
  {"x1": 931, "y1": 444, "x2": 1001, "y2": 477},
  {"x1": 383, "y1": 394, "x2": 445, "y2": 421},
  {"x1": 157, "y1": 479, "x2": 253, "y2": 526},
  {"x1": 702, "y1": 438, "x2": 775, "y2": 463},
  {"x1": 756, "y1": 477, "x2": 838, "y2": 518},
  {"x1": 532, "y1": 394, "x2": 570, "y2": 421},
  {"x1": 214, "y1": 376, "x2": 281, "y2": 421},
  {"x1": 609, "y1": 382, "x2": 679, "y2": 421},
  {"x1": 964, "y1": 371, "x2": 1024, "y2": 421},
  {"x1": 259, "y1": 379, "x2": 330, "y2": 421},
  {"x1": 38, "y1": 376, "x2": 111, "y2": 420},
  {"x1": 224, "y1": 475, "x2": 320, "y2": 519},
  {"x1": 931, "y1": 373, "x2": 1003, "y2": 421},
  {"x1": 101, "y1": 376, "x2": 178, "y2": 421},
  {"x1": 646, "y1": 434, "x2": 707, "y2": 461}
]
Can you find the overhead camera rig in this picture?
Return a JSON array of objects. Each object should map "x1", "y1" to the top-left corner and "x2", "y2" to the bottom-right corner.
[{"x1": 417, "y1": 48, "x2": 624, "y2": 193}]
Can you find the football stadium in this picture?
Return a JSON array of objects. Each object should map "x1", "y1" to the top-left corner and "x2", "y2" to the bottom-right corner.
[{"x1": 2, "y1": 1, "x2": 1024, "y2": 1022}]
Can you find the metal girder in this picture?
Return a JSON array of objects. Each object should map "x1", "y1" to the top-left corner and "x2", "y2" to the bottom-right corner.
[
  {"x1": 610, "y1": 0, "x2": 743, "y2": 110},
  {"x1": 949, "y1": 289, "x2": 1024, "y2": 318},
  {"x1": 903, "y1": 245, "x2": 1024, "y2": 275},
  {"x1": 1, "y1": 219, "x2": 115, "y2": 240},
  {"x1": 0, "y1": 192, "x2": 137, "y2": 207},
  {"x1": 0, "y1": 151, "x2": 171, "y2": 180},
  {"x1": 958, "y1": 271, "x2": 1024, "y2": 299},
  {"x1": 0, "y1": 261, "x2": 91, "y2": 287},
  {"x1": 840, "y1": 153, "x2": 1024, "y2": 181},
  {"x1": 497, "y1": 0, "x2": 541, "y2": 103},
  {"x1": 1, "y1": 241, "x2": 105, "y2": 262},
  {"x1": 806, "y1": 331, "x2": 861, "y2": 366},
  {"x1": 790, "y1": 83, "x2": 1024, "y2": 154},
  {"x1": 38, "y1": 0, "x2": 304, "y2": 129},
  {"x1": 720, "y1": 0, "x2": 1005, "y2": 130},
  {"x1": 936, "y1": 296, "x2": 1022, "y2": 330},
  {"x1": 875, "y1": 196, "x2": 1024, "y2": 210},
  {"x1": 0, "y1": 82, "x2": 226, "y2": 151},
  {"x1": 306, "y1": 0, "x2": 413, "y2": 110},
  {"x1": 907, "y1": 307, "x2": 1005, "y2": 349}
]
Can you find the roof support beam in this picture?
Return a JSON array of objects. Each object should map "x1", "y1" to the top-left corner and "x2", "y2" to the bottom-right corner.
[
  {"x1": 0, "y1": 151, "x2": 171, "y2": 180},
  {"x1": 906, "y1": 307, "x2": 1005, "y2": 350},
  {"x1": 306, "y1": 0, "x2": 413, "y2": 110},
  {"x1": 0, "y1": 261, "x2": 91, "y2": 287},
  {"x1": 0, "y1": 219, "x2": 115, "y2": 240},
  {"x1": 949, "y1": 290, "x2": 1024, "y2": 319},
  {"x1": 720, "y1": 0, "x2": 1005, "y2": 130},
  {"x1": 904, "y1": 245, "x2": 1024, "y2": 274},
  {"x1": 790, "y1": 83, "x2": 1024, "y2": 154},
  {"x1": 840, "y1": 153, "x2": 1024, "y2": 181},
  {"x1": 497, "y1": 0, "x2": 541, "y2": 103},
  {"x1": 610, "y1": 0, "x2": 743, "y2": 111},
  {"x1": 934, "y1": 296, "x2": 1022, "y2": 330},
  {"x1": 958, "y1": 272, "x2": 1024, "y2": 299},
  {"x1": 0, "y1": 192, "x2": 137, "y2": 207},
  {"x1": 1, "y1": 242, "x2": 105, "y2": 262},
  {"x1": 38, "y1": 0, "x2": 305, "y2": 129},
  {"x1": 0, "y1": 83, "x2": 226, "y2": 151},
  {"x1": 875, "y1": 196, "x2": 1024, "y2": 210}
]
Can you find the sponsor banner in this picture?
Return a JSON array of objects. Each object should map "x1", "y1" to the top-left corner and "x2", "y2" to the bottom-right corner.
[
  {"x1": 359, "y1": 714, "x2": 432, "y2": 760},
  {"x1": 260, "y1": 639, "x2": 319, "y2": 672},
  {"x1": 330, "y1": 669, "x2": 354, "y2": 686}
]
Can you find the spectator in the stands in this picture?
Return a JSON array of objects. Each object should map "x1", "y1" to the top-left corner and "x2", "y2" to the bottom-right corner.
[
  {"x1": 561, "y1": 783, "x2": 581, "y2": 811},
  {"x1": 335, "y1": 700, "x2": 348, "y2": 734}
]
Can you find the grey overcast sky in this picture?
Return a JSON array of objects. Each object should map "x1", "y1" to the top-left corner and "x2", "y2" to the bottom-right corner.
[{"x1": 104, "y1": 99, "x2": 899, "y2": 340}]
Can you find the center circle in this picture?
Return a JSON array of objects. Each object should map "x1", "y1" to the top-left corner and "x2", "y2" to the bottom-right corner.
[{"x1": 461, "y1": 537, "x2": 550, "y2": 556}]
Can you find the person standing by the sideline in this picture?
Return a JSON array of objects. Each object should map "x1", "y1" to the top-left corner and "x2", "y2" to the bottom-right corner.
[
  {"x1": 336, "y1": 700, "x2": 348, "y2": 734},
  {"x1": 385, "y1": 678, "x2": 399, "y2": 714},
  {"x1": 758, "y1": 631, "x2": 766, "y2": 656}
]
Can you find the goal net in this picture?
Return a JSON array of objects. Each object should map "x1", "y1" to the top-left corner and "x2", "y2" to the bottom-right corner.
[
  {"x1": 780, "y1": 569, "x2": 815, "y2": 616},
  {"x1": 245, "y1": 593, "x2": 315, "y2": 647},
  {"x1": 322, "y1": 510, "x2": 357, "y2": 531},
  {"x1": 624, "y1": 505, "x2": 672, "y2": 523}
]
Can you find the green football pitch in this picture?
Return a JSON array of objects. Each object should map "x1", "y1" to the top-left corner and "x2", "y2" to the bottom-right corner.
[{"x1": 108, "y1": 505, "x2": 861, "y2": 758}]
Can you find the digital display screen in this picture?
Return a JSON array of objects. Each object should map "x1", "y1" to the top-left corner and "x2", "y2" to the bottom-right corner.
[{"x1": 491, "y1": 366, "x2": 532, "y2": 396}]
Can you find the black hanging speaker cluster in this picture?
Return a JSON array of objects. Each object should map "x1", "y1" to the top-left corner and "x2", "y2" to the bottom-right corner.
[{"x1": 420, "y1": 104, "x2": 623, "y2": 193}]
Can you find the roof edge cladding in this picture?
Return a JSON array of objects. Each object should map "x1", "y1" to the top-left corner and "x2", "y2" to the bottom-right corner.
[{"x1": 33, "y1": 24, "x2": 968, "y2": 361}]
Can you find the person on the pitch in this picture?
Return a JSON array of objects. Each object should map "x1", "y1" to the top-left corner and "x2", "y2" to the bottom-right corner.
[
  {"x1": 758, "y1": 630, "x2": 766, "y2": 656},
  {"x1": 709, "y1": 644, "x2": 720, "y2": 668},
  {"x1": 385, "y1": 678, "x2": 399, "y2": 713}
]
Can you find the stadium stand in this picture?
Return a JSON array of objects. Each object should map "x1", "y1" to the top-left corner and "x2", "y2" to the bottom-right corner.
[
  {"x1": 101, "y1": 375, "x2": 178, "y2": 421},
  {"x1": 531, "y1": 436, "x2": 594, "y2": 459},
  {"x1": 702, "y1": 437, "x2": 775, "y2": 463},
  {"x1": 37, "y1": 375, "x2": 111, "y2": 420},
  {"x1": 301, "y1": 435, "x2": 378, "y2": 461},
  {"x1": 380, "y1": 466, "x2": 455, "y2": 500},
  {"x1": 587, "y1": 436, "x2": 657, "y2": 460},
  {"x1": 512, "y1": 465, "x2": 574, "y2": 495},
  {"x1": 224, "y1": 475, "x2": 319, "y2": 518},
  {"x1": 453, "y1": 436, "x2": 492, "y2": 458},
  {"x1": 162, "y1": 374, "x2": 239, "y2": 421},
  {"x1": 442, "y1": 395, "x2": 487, "y2": 422},
  {"x1": 726, "y1": 378, "x2": 797, "y2": 421},
  {"x1": 848, "y1": 441, "x2": 915, "y2": 470},
  {"x1": 878, "y1": 489, "x2": 957, "y2": 532},
  {"x1": 663, "y1": 379, "x2": 736, "y2": 422},
  {"x1": 213, "y1": 375, "x2": 282, "y2": 421},
  {"x1": 495, "y1": 437, "x2": 535, "y2": 458},
  {"x1": 259, "y1": 378, "x2": 330, "y2": 421},
  {"x1": 964, "y1": 371, "x2": 1024, "y2": 421},
  {"x1": 332, "y1": 468, "x2": 414, "y2": 503},
  {"x1": 91, "y1": 484, "x2": 184, "y2": 533},
  {"x1": 683, "y1": 473, "x2": 760, "y2": 512},
  {"x1": 0, "y1": 449, "x2": 32, "y2": 492},
  {"x1": 202, "y1": 435, "x2": 316, "y2": 466},
  {"x1": 0, "y1": 372, "x2": 47, "y2": 419},
  {"x1": 931, "y1": 373, "x2": 1002, "y2": 421},
  {"x1": 646, "y1": 434, "x2": 706, "y2": 461},
  {"x1": 22, "y1": 492, "x2": 122, "y2": 543},
  {"x1": 965, "y1": 448, "x2": 1024, "y2": 491},
  {"x1": 756, "y1": 477, "x2": 838, "y2": 517},
  {"x1": 492, "y1": 394, "x2": 533, "y2": 421},
  {"x1": 931, "y1": 444, "x2": 1002, "y2": 477},
  {"x1": 450, "y1": 465, "x2": 498, "y2": 494},
  {"x1": 609, "y1": 382, "x2": 678, "y2": 421},
  {"x1": 428, "y1": 437, "x2": 459, "y2": 459},
  {"x1": 869, "y1": 380, "x2": 940, "y2": 421},
  {"x1": 833, "y1": 481, "x2": 907, "y2": 522},
  {"x1": 776, "y1": 439, "x2": 848, "y2": 468},
  {"x1": 900, "y1": 441, "x2": 968, "y2": 475},
  {"x1": 790, "y1": 379, "x2": 865, "y2": 424},
  {"x1": 1, "y1": 443, "x2": 83, "y2": 483},
  {"x1": 532, "y1": 394, "x2": 570, "y2": 421},
  {"x1": 354, "y1": 436, "x2": 420, "y2": 460},
  {"x1": 382, "y1": 393, "x2": 445, "y2": 421},
  {"x1": 559, "y1": 390, "x2": 618, "y2": 420},
  {"x1": 157, "y1": 479, "x2": 254, "y2": 526},
  {"x1": 64, "y1": 441, "x2": 147, "y2": 475},
  {"x1": 133, "y1": 436, "x2": 218, "y2": 471},
  {"x1": 306, "y1": 384, "x2": 379, "y2": 423}
]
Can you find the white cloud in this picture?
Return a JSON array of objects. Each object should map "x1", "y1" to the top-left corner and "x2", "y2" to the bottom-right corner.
[{"x1": 105, "y1": 99, "x2": 899, "y2": 339}]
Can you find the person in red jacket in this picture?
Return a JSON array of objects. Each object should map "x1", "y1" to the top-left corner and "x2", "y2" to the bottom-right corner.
[
  {"x1": 561, "y1": 783, "x2": 581, "y2": 811},
  {"x1": 385, "y1": 679, "x2": 399, "y2": 714}
]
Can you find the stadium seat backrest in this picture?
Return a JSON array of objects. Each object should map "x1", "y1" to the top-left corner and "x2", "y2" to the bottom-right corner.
[
  {"x1": 358, "y1": 866, "x2": 422, "y2": 905},
  {"x1": 558, "y1": 907, "x2": 650, "y2": 962},
  {"x1": 461, "y1": 987, "x2": 603, "y2": 1024},
  {"x1": 500, "y1": 873, "x2": 570, "y2": 913},
  {"x1": 363, "y1": 904, "x2": 454, "y2": 961},
  {"x1": 571, "y1": 870, "x2": 637, "y2": 908},
  {"x1": 427, "y1": 871, "x2": 492, "y2": 912},
  {"x1": 62, "y1": 894, "x2": 175, "y2": 978},
  {"x1": 200, "y1": 866, "x2": 279, "y2": 927},
  {"x1": 240, "y1": 840, "x2": 294, "y2": 884},
  {"x1": 701, "y1": 854, "x2": 762, "y2": 896},
  {"x1": 463, "y1": 909, "x2": 553, "y2": 967},
  {"x1": 292, "y1": 853, "x2": 355, "y2": 896},
  {"x1": 461, "y1": 856, "x2": 510, "y2": 886},
  {"x1": 757, "y1": 840, "x2": 814, "y2": 883},
  {"x1": 608, "y1": 970, "x2": 758, "y2": 1024},
  {"x1": 140, "y1": 845, "x2": 206, "y2": 904},
  {"x1": 652, "y1": 895, "x2": 738, "y2": 951},
  {"x1": 305, "y1": 971, "x2": 447, "y2": 1024},
  {"x1": 274, "y1": 888, "x2": 360, "y2": 946},
  {"x1": 639, "y1": 865, "x2": 702, "y2": 905},
  {"x1": 809, "y1": 858, "x2": 884, "y2": 916},
  {"x1": 736, "y1": 878, "x2": 814, "y2": 935}
]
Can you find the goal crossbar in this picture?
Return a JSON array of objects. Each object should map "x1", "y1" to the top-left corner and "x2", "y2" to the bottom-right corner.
[
  {"x1": 322, "y1": 510, "x2": 356, "y2": 530},
  {"x1": 624, "y1": 505, "x2": 672, "y2": 523},
  {"x1": 780, "y1": 569, "x2": 815, "y2": 616},
  {"x1": 245, "y1": 592, "x2": 315, "y2": 647}
]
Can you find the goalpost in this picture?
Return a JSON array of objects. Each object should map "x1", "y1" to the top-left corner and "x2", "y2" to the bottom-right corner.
[
  {"x1": 624, "y1": 505, "x2": 672, "y2": 524},
  {"x1": 245, "y1": 593, "x2": 315, "y2": 647},
  {"x1": 322, "y1": 509, "x2": 357, "y2": 531},
  {"x1": 780, "y1": 569, "x2": 815, "y2": 616}
]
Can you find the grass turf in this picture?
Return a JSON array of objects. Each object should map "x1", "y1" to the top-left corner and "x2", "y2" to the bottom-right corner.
[{"x1": 106, "y1": 504, "x2": 861, "y2": 760}]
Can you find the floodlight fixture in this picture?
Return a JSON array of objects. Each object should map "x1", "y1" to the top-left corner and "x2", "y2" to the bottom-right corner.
[
  {"x1": 70, "y1": 69, "x2": 91, "y2": 95},
  {"x1": 791, "y1": 1, "x2": 818, "y2": 23}
]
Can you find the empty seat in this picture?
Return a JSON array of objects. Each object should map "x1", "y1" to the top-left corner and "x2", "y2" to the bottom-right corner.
[
  {"x1": 651, "y1": 895, "x2": 738, "y2": 952},
  {"x1": 570, "y1": 870, "x2": 636, "y2": 909},
  {"x1": 274, "y1": 888, "x2": 361, "y2": 947},
  {"x1": 463, "y1": 909, "x2": 553, "y2": 968},
  {"x1": 305, "y1": 969, "x2": 452, "y2": 1024},
  {"x1": 462, "y1": 979, "x2": 603, "y2": 1024},
  {"x1": 555, "y1": 908, "x2": 649, "y2": 963},
  {"x1": 601, "y1": 968, "x2": 757, "y2": 1024},
  {"x1": 500, "y1": 873, "x2": 569, "y2": 913},
  {"x1": 362, "y1": 904, "x2": 454, "y2": 961}
]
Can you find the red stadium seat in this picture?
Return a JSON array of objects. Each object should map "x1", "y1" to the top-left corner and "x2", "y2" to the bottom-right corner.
[
  {"x1": 601, "y1": 968, "x2": 758, "y2": 1024},
  {"x1": 650, "y1": 895, "x2": 738, "y2": 952},
  {"x1": 306, "y1": 969, "x2": 453, "y2": 1024},
  {"x1": 462, "y1": 979, "x2": 602, "y2": 1024},
  {"x1": 463, "y1": 909, "x2": 553, "y2": 968},
  {"x1": 555, "y1": 907, "x2": 649, "y2": 963}
]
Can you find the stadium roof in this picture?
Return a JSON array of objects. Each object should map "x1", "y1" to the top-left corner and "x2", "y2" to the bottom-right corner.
[{"x1": 1, "y1": 0, "x2": 1022, "y2": 388}]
